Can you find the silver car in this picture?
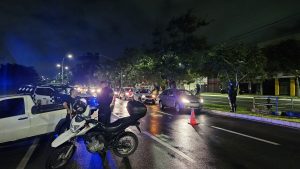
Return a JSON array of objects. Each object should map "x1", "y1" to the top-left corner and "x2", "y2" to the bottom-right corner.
[{"x1": 158, "y1": 89, "x2": 203, "y2": 113}]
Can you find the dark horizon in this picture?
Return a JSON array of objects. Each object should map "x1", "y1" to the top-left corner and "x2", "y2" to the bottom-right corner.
[{"x1": 0, "y1": 0, "x2": 300, "y2": 77}]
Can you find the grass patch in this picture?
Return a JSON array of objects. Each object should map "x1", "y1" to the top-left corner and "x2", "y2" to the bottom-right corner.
[{"x1": 204, "y1": 103, "x2": 300, "y2": 123}]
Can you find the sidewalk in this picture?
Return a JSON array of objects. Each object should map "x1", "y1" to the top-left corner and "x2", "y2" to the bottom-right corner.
[
  {"x1": 201, "y1": 92, "x2": 300, "y2": 100},
  {"x1": 205, "y1": 109, "x2": 300, "y2": 130}
]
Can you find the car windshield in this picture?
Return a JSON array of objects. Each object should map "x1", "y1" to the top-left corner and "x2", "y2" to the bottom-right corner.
[{"x1": 176, "y1": 90, "x2": 193, "y2": 96}]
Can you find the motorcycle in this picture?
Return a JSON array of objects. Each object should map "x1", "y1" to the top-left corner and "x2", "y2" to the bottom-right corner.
[{"x1": 46, "y1": 99, "x2": 147, "y2": 169}]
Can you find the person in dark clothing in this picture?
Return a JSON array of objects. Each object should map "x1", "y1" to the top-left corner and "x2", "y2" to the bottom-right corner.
[
  {"x1": 97, "y1": 81, "x2": 114, "y2": 125},
  {"x1": 196, "y1": 84, "x2": 201, "y2": 96},
  {"x1": 228, "y1": 81, "x2": 237, "y2": 112},
  {"x1": 63, "y1": 89, "x2": 79, "y2": 128}
]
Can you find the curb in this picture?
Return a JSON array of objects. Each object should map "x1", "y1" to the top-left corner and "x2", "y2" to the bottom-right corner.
[{"x1": 205, "y1": 109, "x2": 300, "y2": 130}]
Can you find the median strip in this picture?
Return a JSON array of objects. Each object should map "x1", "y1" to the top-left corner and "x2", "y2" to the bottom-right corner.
[{"x1": 211, "y1": 126, "x2": 280, "y2": 146}]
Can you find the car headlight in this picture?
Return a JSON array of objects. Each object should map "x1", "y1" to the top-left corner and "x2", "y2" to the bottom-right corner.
[
  {"x1": 200, "y1": 98, "x2": 204, "y2": 103},
  {"x1": 91, "y1": 89, "x2": 96, "y2": 93},
  {"x1": 181, "y1": 98, "x2": 190, "y2": 103},
  {"x1": 97, "y1": 89, "x2": 101, "y2": 93},
  {"x1": 142, "y1": 95, "x2": 146, "y2": 98},
  {"x1": 152, "y1": 94, "x2": 156, "y2": 98},
  {"x1": 114, "y1": 91, "x2": 118, "y2": 95}
]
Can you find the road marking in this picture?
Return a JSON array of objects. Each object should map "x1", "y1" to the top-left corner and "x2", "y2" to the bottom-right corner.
[
  {"x1": 210, "y1": 126, "x2": 280, "y2": 146},
  {"x1": 16, "y1": 138, "x2": 40, "y2": 169},
  {"x1": 158, "y1": 111, "x2": 173, "y2": 116},
  {"x1": 142, "y1": 131, "x2": 195, "y2": 163}
]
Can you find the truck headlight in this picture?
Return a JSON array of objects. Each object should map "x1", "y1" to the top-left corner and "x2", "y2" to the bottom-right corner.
[{"x1": 181, "y1": 98, "x2": 190, "y2": 103}]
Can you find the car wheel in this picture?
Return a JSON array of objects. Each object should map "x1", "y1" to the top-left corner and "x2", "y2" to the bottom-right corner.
[
  {"x1": 175, "y1": 103, "x2": 181, "y2": 113},
  {"x1": 159, "y1": 101, "x2": 165, "y2": 110}
]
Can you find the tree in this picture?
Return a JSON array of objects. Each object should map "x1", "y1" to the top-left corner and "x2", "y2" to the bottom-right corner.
[
  {"x1": 200, "y1": 43, "x2": 266, "y2": 93},
  {"x1": 149, "y1": 10, "x2": 209, "y2": 87},
  {"x1": 263, "y1": 39, "x2": 300, "y2": 96}
]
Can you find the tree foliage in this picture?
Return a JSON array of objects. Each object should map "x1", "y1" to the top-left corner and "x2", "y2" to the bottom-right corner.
[
  {"x1": 200, "y1": 43, "x2": 266, "y2": 85},
  {"x1": 263, "y1": 39, "x2": 300, "y2": 76}
]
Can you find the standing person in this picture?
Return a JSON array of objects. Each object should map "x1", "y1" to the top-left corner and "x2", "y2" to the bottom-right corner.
[
  {"x1": 63, "y1": 88, "x2": 79, "y2": 128},
  {"x1": 196, "y1": 83, "x2": 201, "y2": 96},
  {"x1": 228, "y1": 81, "x2": 237, "y2": 112},
  {"x1": 97, "y1": 80, "x2": 114, "y2": 125}
]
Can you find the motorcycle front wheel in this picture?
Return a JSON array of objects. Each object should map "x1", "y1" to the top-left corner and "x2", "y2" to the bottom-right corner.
[
  {"x1": 45, "y1": 143, "x2": 76, "y2": 169},
  {"x1": 113, "y1": 132, "x2": 138, "y2": 157}
]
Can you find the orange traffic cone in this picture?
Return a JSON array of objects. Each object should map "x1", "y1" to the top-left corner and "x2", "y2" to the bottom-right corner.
[{"x1": 188, "y1": 108, "x2": 199, "y2": 126}]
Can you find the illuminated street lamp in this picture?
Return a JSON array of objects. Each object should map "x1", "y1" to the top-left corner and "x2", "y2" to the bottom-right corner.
[{"x1": 59, "y1": 53, "x2": 73, "y2": 84}]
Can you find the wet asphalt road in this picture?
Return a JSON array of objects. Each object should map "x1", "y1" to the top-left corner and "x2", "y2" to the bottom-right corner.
[{"x1": 1, "y1": 98, "x2": 300, "y2": 169}]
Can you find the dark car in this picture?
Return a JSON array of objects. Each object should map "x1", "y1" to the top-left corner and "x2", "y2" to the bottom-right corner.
[{"x1": 158, "y1": 89, "x2": 203, "y2": 113}]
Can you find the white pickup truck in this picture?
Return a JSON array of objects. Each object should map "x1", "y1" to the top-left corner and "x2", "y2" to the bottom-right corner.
[{"x1": 0, "y1": 95, "x2": 90, "y2": 143}]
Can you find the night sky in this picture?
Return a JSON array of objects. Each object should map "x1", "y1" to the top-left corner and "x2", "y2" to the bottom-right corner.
[{"x1": 0, "y1": 0, "x2": 300, "y2": 77}]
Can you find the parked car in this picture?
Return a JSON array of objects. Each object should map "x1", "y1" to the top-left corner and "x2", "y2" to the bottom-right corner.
[
  {"x1": 158, "y1": 89, "x2": 203, "y2": 113},
  {"x1": 133, "y1": 88, "x2": 156, "y2": 104},
  {"x1": 33, "y1": 85, "x2": 72, "y2": 105},
  {"x1": 119, "y1": 87, "x2": 134, "y2": 100}
]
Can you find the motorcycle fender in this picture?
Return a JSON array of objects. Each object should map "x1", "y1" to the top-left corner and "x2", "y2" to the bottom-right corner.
[{"x1": 51, "y1": 130, "x2": 76, "y2": 148}]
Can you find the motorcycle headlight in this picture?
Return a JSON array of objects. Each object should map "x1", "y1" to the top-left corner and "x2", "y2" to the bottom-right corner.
[{"x1": 181, "y1": 98, "x2": 190, "y2": 103}]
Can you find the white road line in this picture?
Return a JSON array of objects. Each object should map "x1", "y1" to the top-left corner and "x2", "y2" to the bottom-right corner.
[
  {"x1": 158, "y1": 111, "x2": 173, "y2": 116},
  {"x1": 16, "y1": 138, "x2": 40, "y2": 169},
  {"x1": 142, "y1": 131, "x2": 195, "y2": 163},
  {"x1": 211, "y1": 126, "x2": 280, "y2": 146}
]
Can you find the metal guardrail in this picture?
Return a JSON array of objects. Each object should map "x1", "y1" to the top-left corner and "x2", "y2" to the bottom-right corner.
[{"x1": 252, "y1": 96, "x2": 299, "y2": 114}]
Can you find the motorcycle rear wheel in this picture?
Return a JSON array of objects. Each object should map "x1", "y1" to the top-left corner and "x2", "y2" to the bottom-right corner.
[
  {"x1": 113, "y1": 132, "x2": 138, "y2": 157},
  {"x1": 45, "y1": 143, "x2": 76, "y2": 169}
]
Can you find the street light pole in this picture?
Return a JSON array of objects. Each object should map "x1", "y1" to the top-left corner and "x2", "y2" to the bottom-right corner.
[{"x1": 61, "y1": 57, "x2": 65, "y2": 84}]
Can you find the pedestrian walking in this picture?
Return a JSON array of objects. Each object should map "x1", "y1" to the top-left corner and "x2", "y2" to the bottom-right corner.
[{"x1": 228, "y1": 81, "x2": 237, "y2": 112}]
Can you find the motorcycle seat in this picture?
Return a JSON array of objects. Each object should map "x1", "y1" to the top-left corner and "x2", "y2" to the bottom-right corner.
[{"x1": 103, "y1": 116, "x2": 133, "y2": 132}]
